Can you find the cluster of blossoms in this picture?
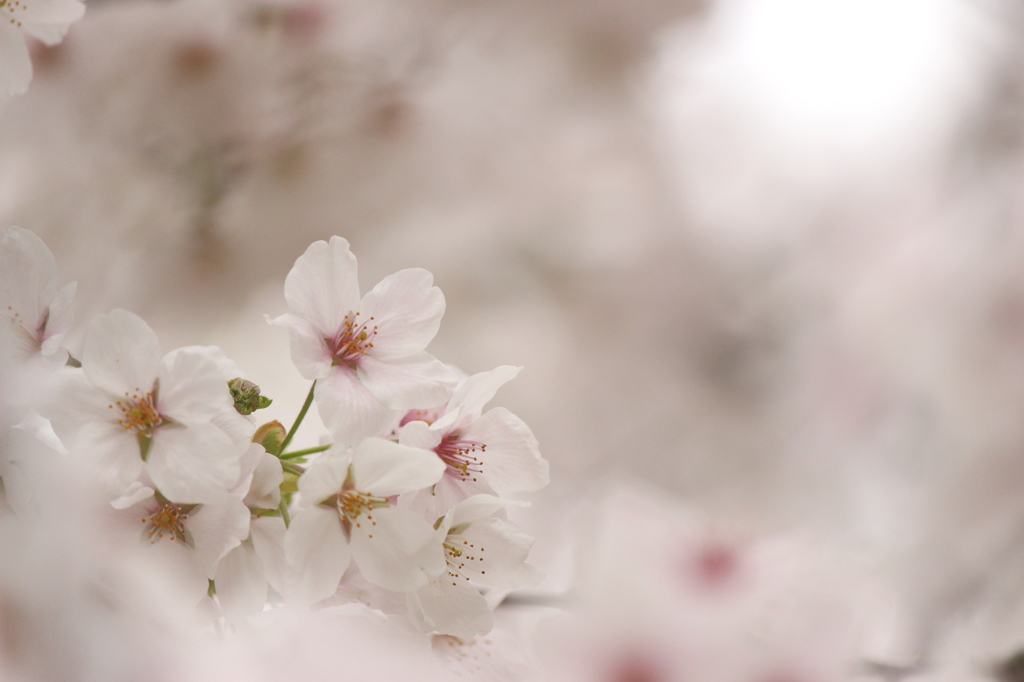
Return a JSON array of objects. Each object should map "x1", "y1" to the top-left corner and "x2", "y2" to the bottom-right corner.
[{"x1": 0, "y1": 228, "x2": 548, "y2": 640}]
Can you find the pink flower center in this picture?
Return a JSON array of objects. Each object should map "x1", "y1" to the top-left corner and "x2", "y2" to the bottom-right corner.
[
  {"x1": 111, "y1": 388, "x2": 162, "y2": 434},
  {"x1": 436, "y1": 436, "x2": 485, "y2": 482},
  {"x1": 327, "y1": 312, "x2": 377, "y2": 367}
]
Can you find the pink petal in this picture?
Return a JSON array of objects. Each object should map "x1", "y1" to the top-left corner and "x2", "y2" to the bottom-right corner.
[
  {"x1": 408, "y1": 577, "x2": 493, "y2": 637},
  {"x1": 315, "y1": 366, "x2": 393, "y2": 447},
  {"x1": 0, "y1": 23, "x2": 31, "y2": 95},
  {"x1": 359, "y1": 268, "x2": 445, "y2": 360},
  {"x1": 351, "y1": 437, "x2": 445, "y2": 498},
  {"x1": 157, "y1": 347, "x2": 234, "y2": 425},
  {"x1": 82, "y1": 310, "x2": 161, "y2": 399},
  {"x1": 297, "y1": 456, "x2": 348, "y2": 506},
  {"x1": 267, "y1": 313, "x2": 332, "y2": 380},
  {"x1": 462, "y1": 407, "x2": 548, "y2": 495},
  {"x1": 284, "y1": 237, "x2": 361, "y2": 338},
  {"x1": 357, "y1": 352, "x2": 455, "y2": 411},
  {"x1": 76, "y1": 420, "x2": 144, "y2": 500},
  {"x1": 349, "y1": 505, "x2": 443, "y2": 592},
  {"x1": 446, "y1": 366, "x2": 521, "y2": 430},
  {"x1": 145, "y1": 422, "x2": 240, "y2": 504},
  {"x1": 214, "y1": 541, "x2": 268, "y2": 621},
  {"x1": 285, "y1": 506, "x2": 351, "y2": 605}
]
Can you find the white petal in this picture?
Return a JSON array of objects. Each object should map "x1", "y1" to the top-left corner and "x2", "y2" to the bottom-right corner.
[
  {"x1": 315, "y1": 366, "x2": 392, "y2": 447},
  {"x1": 110, "y1": 481, "x2": 155, "y2": 510},
  {"x1": 463, "y1": 407, "x2": 548, "y2": 495},
  {"x1": 285, "y1": 506, "x2": 351, "y2": 605},
  {"x1": 157, "y1": 347, "x2": 234, "y2": 425},
  {"x1": 214, "y1": 540, "x2": 267, "y2": 621},
  {"x1": 187, "y1": 496, "x2": 252, "y2": 578},
  {"x1": 284, "y1": 237, "x2": 361, "y2": 337},
  {"x1": 449, "y1": 517, "x2": 542, "y2": 590},
  {"x1": 0, "y1": 23, "x2": 31, "y2": 96},
  {"x1": 268, "y1": 313, "x2": 332, "y2": 380},
  {"x1": 358, "y1": 268, "x2": 445, "y2": 360},
  {"x1": 82, "y1": 310, "x2": 161, "y2": 399},
  {"x1": 446, "y1": 366, "x2": 520, "y2": 429},
  {"x1": 296, "y1": 455, "x2": 348, "y2": 506},
  {"x1": 397, "y1": 419, "x2": 443, "y2": 451},
  {"x1": 243, "y1": 449, "x2": 283, "y2": 509},
  {"x1": 450, "y1": 494, "x2": 526, "y2": 528},
  {"x1": 40, "y1": 367, "x2": 111, "y2": 443},
  {"x1": 0, "y1": 227, "x2": 56, "y2": 328},
  {"x1": 407, "y1": 577, "x2": 493, "y2": 638},
  {"x1": 18, "y1": 0, "x2": 84, "y2": 29},
  {"x1": 38, "y1": 280, "x2": 76, "y2": 356},
  {"x1": 75, "y1": 421, "x2": 144, "y2": 500},
  {"x1": 352, "y1": 437, "x2": 445, "y2": 498},
  {"x1": 357, "y1": 352, "x2": 455, "y2": 410},
  {"x1": 349, "y1": 505, "x2": 443, "y2": 592},
  {"x1": 250, "y1": 516, "x2": 287, "y2": 596},
  {"x1": 145, "y1": 422, "x2": 240, "y2": 504}
]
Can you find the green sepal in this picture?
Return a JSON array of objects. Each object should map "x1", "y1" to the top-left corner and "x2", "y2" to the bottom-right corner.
[{"x1": 228, "y1": 378, "x2": 273, "y2": 416}]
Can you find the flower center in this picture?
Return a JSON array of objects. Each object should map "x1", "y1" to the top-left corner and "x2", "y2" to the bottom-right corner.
[
  {"x1": 441, "y1": 536, "x2": 483, "y2": 586},
  {"x1": 112, "y1": 387, "x2": 162, "y2": 434},
  {"x1": 334, "y1": 490, "x2": 388, "y2": 539},
  {"x1": 141, "y1": 502, "x2": 193, "y2": 545},
  {"x1": 327, "y1": 311, "x2": 377, "y2": 367},
  {"x1": 436, "y1": 436, "x2": 485, "y2": 482}
]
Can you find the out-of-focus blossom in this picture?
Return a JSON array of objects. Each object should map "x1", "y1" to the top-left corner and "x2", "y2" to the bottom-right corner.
[
  {"x1": 0, "y1": 0, "x2": 84, "y2": 95},
  {"x1": 46, "y1": 309, "x2": 243, "y2": 504},
  {"x1": 0, "y1": 226, "x2": 75, "y2": 361},
  {"x1": 399, "y1": 366, "x2": 548, "y2": 519},
  {"x1": 286, "y1": 437, "x2": 446, "y2": 603},
  {"x1": 407, "y1": 494, "x2": 542, "y2": 638},
  {"x1": 270, "y1": 236, "x2": 456, "y2": 446},
  {"x1": 214, "y1": 443, "x2": 287, "y2": 621}
]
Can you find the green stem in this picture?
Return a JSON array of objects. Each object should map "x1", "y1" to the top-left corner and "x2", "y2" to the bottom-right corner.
[
  {"x1": 279, "y1": 380, "x2": 315, "y2": 454},
  {"x1": 279, "y1": 499, "x2": 291, "y2": 528},
  {"x1": 279, "y1": 444, "x2": 331, "y2": 460}
]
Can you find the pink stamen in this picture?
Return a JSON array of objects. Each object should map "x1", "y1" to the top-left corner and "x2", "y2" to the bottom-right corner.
[{"x1": 326, "y1": 311, "x2": 377, "y2": 367}]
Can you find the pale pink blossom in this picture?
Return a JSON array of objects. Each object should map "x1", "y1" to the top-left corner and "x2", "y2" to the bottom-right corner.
[
  {"x1": 0, "y1": 227, "x2": 76, "y2": 361},
  {"x1": 269, "y1": 236, "x2": 456, "y2": 447},
  {"x1": 46, "y1": 310, "x2": 243, "y2": 504},
  {"x1": 285, "y1": 437, "x2": 446, "y2": 604},
  {"x1": 407, "y1": 494, "x2": 542, "y2": 638},
  {"x1": 399, "y1": 366, "x2": 548, "y2": 518}
]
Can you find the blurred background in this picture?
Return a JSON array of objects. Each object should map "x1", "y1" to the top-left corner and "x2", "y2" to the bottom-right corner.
[{"x1": 3, "y1": 0, "x2": 1024, "y2": 673}]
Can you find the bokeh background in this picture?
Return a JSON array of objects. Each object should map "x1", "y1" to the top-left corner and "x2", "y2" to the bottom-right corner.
[{"x1": 3, "y1": 0, "x2": 1024, "y2": 675}]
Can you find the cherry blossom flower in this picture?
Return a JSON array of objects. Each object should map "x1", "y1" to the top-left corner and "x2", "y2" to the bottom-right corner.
[
  {"x1": 129, "y1": 491, "x2": 251, "y2": 605},
  {"x1": 46, "y1": 309, "x2": 243, "y2": 504},
  {"x1": 399, "y1": 366, "x2": 548, "y2": 518},
  {"x1": 407, "y1": 494, "x2": 542, "y2": 638},
  {"x1": 269, "y1": 236, "x2": 456, "y2": 447},
  {"x1": 285, "y1": 437, "x2": 446, "y2": 604},
  {"x1": 0, "y1": 227, "x2": 76, "y2": 361},
  {"x1": 0, "y1": 0, "x2": 84, "y2": 96}
]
